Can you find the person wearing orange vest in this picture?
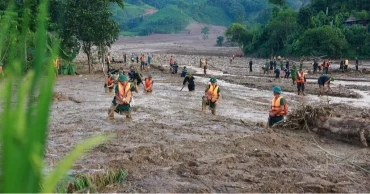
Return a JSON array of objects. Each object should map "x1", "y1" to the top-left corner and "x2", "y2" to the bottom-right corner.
[
  {"x1": 269, "y1": 86, "x2": 286, "y2": 127},
  {"x1": 203, "y1": 59, "x2": 208, "y2": 75},
  {"x1": 296, "y1": 68, "x2": 306, "y2": 95},
  {"x1": 202, "y1": 77, "x2": 221, "y2": 115},
  {"x1": 324, "y1": 60, "x2": 330, "y2": 74},
  {"x1": 105, "y1": 74, "x2": 116, "y2": 93},
  {"x1": 53, "y1": 57, "x2": 59, "y2": 77},
  {"x1": 144, "y1": 74, "x2": 153, "y2": 93},
  {"x1": 140, "y1": 54, "x2": 146, "y2": 70},
  {"x1": 108, "y1": 75, "x2": 138, "y2": 120},
  {"x1": 344, "y1": 59, "x2": 349, "y2": 71}
]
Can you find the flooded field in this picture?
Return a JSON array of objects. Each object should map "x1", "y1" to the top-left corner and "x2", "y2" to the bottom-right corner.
[{"x1": 47, "y1": 33, "x2": 370, "y2": 192}]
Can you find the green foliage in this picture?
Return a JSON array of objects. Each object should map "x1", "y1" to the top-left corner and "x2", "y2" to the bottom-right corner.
[
  {"x1": 298, "y1": 26, "x2": 348, "y2": 56},
  {"x1": 60, "y1": 0, "x2": 122, "y2": 72},
  {"x1": 216, "y1": 36, "x2": 224, "y2": 46},
  {"x1": 225, "y1": 23, "x2": 253, "y2": 51},
  {"x1": 268, "y1": 0, "x2": 286, "y2": 7},
  {"x1": 0, "y1": 0, "x2": 111, "y2": 192},
  {"x1": 131, "y1": 5, "x2": 192, "y2": 36},
  {"x1": 201, "y1": 26, "x2": 210, "y2": 40}
]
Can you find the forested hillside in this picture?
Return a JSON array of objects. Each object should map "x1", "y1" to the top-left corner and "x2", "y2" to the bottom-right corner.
[
  {"x1": 112, "y1": 0, "x2": 308, "y2": 36},
  {"x1": 225, "y1": 0, "x2": 370, "y2": 58}
]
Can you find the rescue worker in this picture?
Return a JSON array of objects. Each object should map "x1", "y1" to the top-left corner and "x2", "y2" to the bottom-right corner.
[
  {"x1": 273, "y1": 58, "x2": 277, "y2": 70},
  {"x1": 274, "y1": 68, "x2": 281, "y2": 81},
  {"x1": 324, "y1": 60, "x2": 330, "y2": 74},
  {"x1": 181, "y1": 66, "x2": 188, "y2": 77},
  {"x1": 106, "y1": 53, "x2": 111, "y2": 72},
  {"x1": 249, "y1": 59, "x2": 253, "y2": 72},
  {"x1": 284, "y1": 68, "x2": 290, "y2": 79},
  {"x1": 280, "y1": 59, "x2": 284, "y2": 70},
  {"x1": 318, "y1": 75, "x2": 334, "y2": 96},
  {"x1": 269, "y1": 86, "x2": 286, "y2": 127},
  {"x1": 269, "y1": 59, "x2": 274, "y2": 73},
  {"x1": 53, "y1": 56, "x2": 59, "y2": 77},
  {"x1": 140, "y1": 54, "x2": 145, "y2": 70},
  {"x1": 170, "y1": 56, "x2": 175, "y2": 72},
  {"x1": 123, "y1": 53, "x2": 127, "y2": 65},
  {"x1": 285, "y1": 59, "x2": 290, "y2": 70},
  {"x1": 147, "y1": 54, "x2": 152, "y2": 67},
  {"x1": 202, "y1": 77, "x2": 221, "y2": 115},
  {"x1": 135, "y1": 55, "x2": 139, "y2": 64},
  {"x1": 203, "y1": 59, "x2": 208, "y2": 75},
  {"x1": 105, "y1": 74, "x2": 116, "y2": 93},
  {"x1": 299, "y1": 59, "x2": 303, "y2": 69},
  {"x1": 355, "y1": 57, "x2": 359, "y2": 71},
  {"x1": 183, "y1": 72, "x2": 195, "y2": 91},
  {"x1": 296, "y1": 68, "x2": 306, "y2": 95},
  {"x1": 313, "y1": 59, "x2": 318, "y2": 73},
  {"x1": 344, "y1": 59, "x2": 349, "y2": 71},
  {"x1": 291, "y1": 64, "x2": 297, "y2": 85},
  {"x1": 108, "y1": 75, "x2": 138, "y2": 120},
  {"x1": 264, "y1": 59, "x2": 269, "y2": 74},
  {"x1": 340, "y1": 60, "x2": 344, "y2": 72},
  {"x1": 144, "y1": 74, "x2": 153, "y2": 93}
]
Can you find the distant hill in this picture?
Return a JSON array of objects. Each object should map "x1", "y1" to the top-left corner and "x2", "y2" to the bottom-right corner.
[{"x1": 112, "y1": 0, "x2": 308, "y2": 36}]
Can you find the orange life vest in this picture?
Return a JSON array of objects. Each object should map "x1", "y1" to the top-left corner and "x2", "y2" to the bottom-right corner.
[
  {"x1": 107, "y1": 77, "x2": 114, "y2": 87},
  {"x1": 324, "y1": 61, "x2": 329, "y2": 67},
  {"x1": 271, "y1": 96, "x2": 287, "y2": 116},
  {"x1": 207, "y1": 84, "x2": 219, "y2": 102},
  {"x1": 141, "y1": 56, "x2": 145, "y2": 61},
  {"x1": 296, "y1": 71, "x2": 305, "y2": 83},
  {"x1": 170, "y1": 58, "x2": 174, "y2": 64},
  {"x1": 53, "y1": 58, "x2": 59, "y2": 68},
  {"x1": 117, "y1": 83, "x2": 132, "y2": 104},
  {"x1": 145, "y1": 78, "x2": 152, "y2": 88}
]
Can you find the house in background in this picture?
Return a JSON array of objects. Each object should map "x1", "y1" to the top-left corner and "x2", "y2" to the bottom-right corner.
[{"x1": 343, "y1": 16, "x2": 370, "y2": 27}]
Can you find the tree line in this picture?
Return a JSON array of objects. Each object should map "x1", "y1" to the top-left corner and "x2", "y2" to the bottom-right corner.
[
  {"x1": 0, "y1": 0, "x2": 124, "y2": 73},
  {"x1": 225, "y1": 0, "x2": 370, "y2": 58}
]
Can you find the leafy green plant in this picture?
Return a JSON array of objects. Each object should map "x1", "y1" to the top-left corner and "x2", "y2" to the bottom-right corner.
[{"x1": 0, "y1": 0, "x2": 110, "y2": 192}]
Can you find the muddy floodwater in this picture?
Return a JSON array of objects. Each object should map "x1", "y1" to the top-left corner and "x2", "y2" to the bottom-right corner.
[{"x1": 46, "y1": 33, "x2": 370, "y2": 192}]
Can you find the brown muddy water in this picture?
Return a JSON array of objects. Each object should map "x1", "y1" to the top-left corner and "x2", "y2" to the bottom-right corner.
[{"x1": 46, "y1": 59, "x2": 370, "y2": 192}]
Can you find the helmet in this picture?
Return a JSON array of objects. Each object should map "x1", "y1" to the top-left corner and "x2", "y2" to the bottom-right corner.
[
  {"x1": 330, "y1": 77, "x2": 334, "y2": 81},
  {"x1": 118, "y1": 70, "x2": 123, "y2": 74},
  {"x1": 111, "y1": 74, "x2": 117, "y2": 79},
  {"x1": 210, "y1": 77, "x2": 217, "y2": 83},
  {"x1": 187, "y1": 72, "x2": 192, "y2": 75},
  {"x1": 272, "y1": 86, "x2": 282, "y2": 94},
  {"x1": 149, "y1": 74, "x2": 153, "y2": 78},
  {"x1": 118, "y1": 75, "x2": 128, "y2": 82}
]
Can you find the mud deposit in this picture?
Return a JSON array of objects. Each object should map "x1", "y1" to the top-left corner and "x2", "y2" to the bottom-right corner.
[{"x1": 47, "y1": 32, "x2": 370, "y2": 192}]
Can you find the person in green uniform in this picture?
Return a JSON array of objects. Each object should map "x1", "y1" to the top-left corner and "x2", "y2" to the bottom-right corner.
[
  {"x1": 203, "y1": 59, "x2": 208, "y2": 75},
  {"x1": 108, "y1": 75, "x2": 138, "y2": 120},
  {"x1": 291, "y1": 64, "x2": 297, "y2": 85},
  {"x1": 269, "y1": 86, "x2": 286, "y2": 127},
  {"x1": 299, "y1": 59, "x2": 304, "y2": 69},
  {"x1": 203, "y1": 77, "x2": 221, "y2": 115},
  {"x1": 280, "y1": 60, "x2": 284, "y2": 70},
  {"x1": 264, "y1": 59, "x2": 269, "y2": 74}
]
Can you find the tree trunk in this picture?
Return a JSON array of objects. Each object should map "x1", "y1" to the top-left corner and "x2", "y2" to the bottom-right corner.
[{"x1": 314, "y1": 117, "x2": 370, "y2": 147}]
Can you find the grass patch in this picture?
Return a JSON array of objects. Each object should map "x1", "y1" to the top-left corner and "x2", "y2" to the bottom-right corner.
[
  {"x1": 56, "y1": 169, "x2": 128, "y2": 193},
  {"x1": 131, "y1": 5, "x2": 193, "y2": 35}
]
